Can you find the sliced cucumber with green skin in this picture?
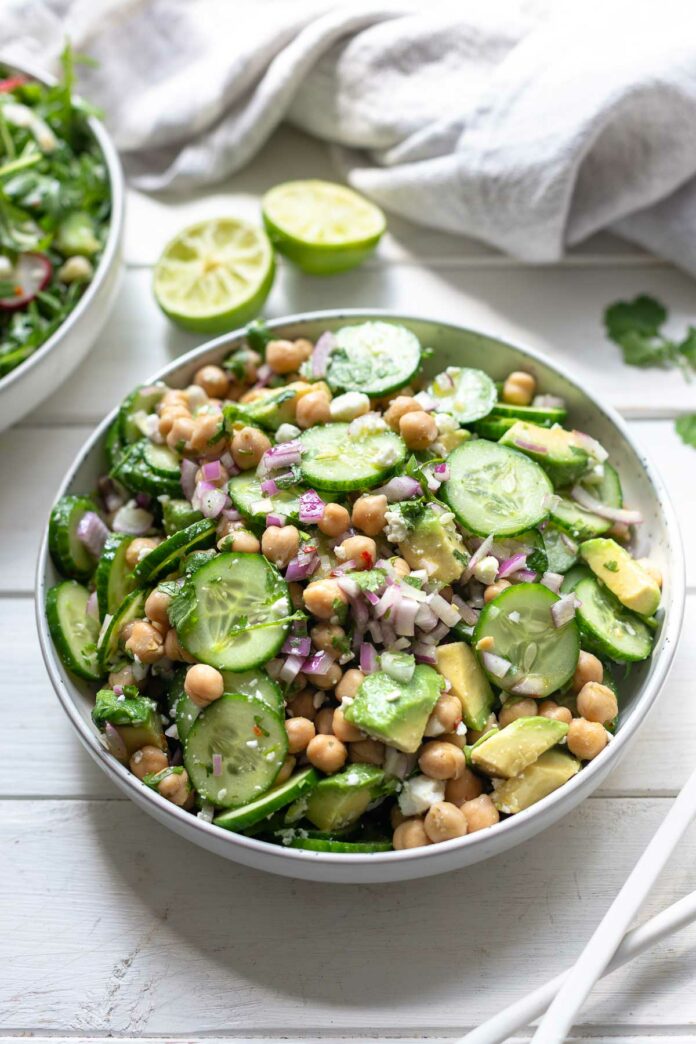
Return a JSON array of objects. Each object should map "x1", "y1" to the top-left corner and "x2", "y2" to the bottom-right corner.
[
  {"x1": 184, "y1": 693, "x2": 288, "y2": 808},
  {"x1": 173, "y1": 552, "x2": 292, "y2": 671},
  {"x1": 444, "y1": 440, "x2": 553, "y2": 537},
  {"x1": 142, "y1": 441, "x2": 181, "y2": 479},
  {"x1": 46, "y1": 581, "x2": 101, "y2": 681},
  {"x1": 326, "y1": 321, "x2": 421, "y2": 397},
  {"x1": 49, "y1": 495, "x2": 99, "y2": 580},
  {"x1": 213, "y1": 767, "x2": 319, "y2": 831},
  {"x1": 473, "y1": 582, "x2": 580, "y2": 697},
  {"x1": 299, "y1": 422, "x2": 407, "y2": 492},
  {"x1": 95, "y1": 533, "x2": 136, "y2": 619},
  {"x1": 427, "y1": 367, "x2": 497, "y2": 425},
  {"x1": 582, "y1": 461, "x2": 623, "y2": 508},
  {"x1": 97, "y1": 588, "x2": 148, "y2": 672},
  {"x1": 118, "y1": 384, "x2": 166, "y2": 444},
  {"x1": 575, "y1": 577, "x2": 653, "y2": 662},
  {"x1": 177, "y1": 666, "x2": 285, "y2": 744},
  {"x1": 560, "y1": 565, "x2": 592, "y2": 594},
  {"x1": 542, "y1": 523, "x2": 578, "y2": 575},
  {"x1": 490, "y1": 402, "x2": 568, "y2": 425},
  {"x1": 111, "y1": 439, "x2": 183, "y2": 498},
  {"x1": 133, "y1": 518, "x2": 217, "y2": 586},
  {"x1": 472, "y1": 417, "x2": 517, "y2": 440},
  {"x1": 288, "y1": 838, "x2": 393, "y2": 853},
  {"x1": 104, "y1": 420, "x2": 125, "y2": 470},
  {"x1": 550, "y1": 496, "x2": 612, "y2": 540},
  {"x1": 227, "y1": 472, "x2": 334, "y2": 525}
]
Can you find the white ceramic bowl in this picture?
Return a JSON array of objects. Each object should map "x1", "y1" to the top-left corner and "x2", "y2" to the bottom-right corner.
[
  {"x1": 36, "y1": 311, "x2": 685, "y2": 883},
  {"x1": 0, "y1": 58, "x2": 124, "y2": 433}
]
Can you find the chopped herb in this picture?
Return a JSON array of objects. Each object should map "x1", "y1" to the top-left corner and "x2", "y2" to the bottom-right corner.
[
  {"x1": 675, "y1": 413, "x2": 696, "y2": 449},
  {"x1": 604, "y1": 560, "x2": 619, "y2": 573},
  {"x1": 603, "y1": 294, "x2": 693, "y2": 379}
]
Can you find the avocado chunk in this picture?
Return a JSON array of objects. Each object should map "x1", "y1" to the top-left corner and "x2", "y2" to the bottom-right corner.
[
  {"x1": 492, "y1": 749, "x2": 580, "y2": 813},
  {"x1": 435, "y1": 641, "x2": 494, "y2": 732},
  {"x1": 162, "y1": 498, "x2": 204, "y2": 536},
  {"x1": 92, "y1": 686, "x2": 166, "y2": 757},
  {"x1": 471, "y1": 716, "x2": 568, "y2": 778},
  {"x1": 580, "y1": 537, "x2": 661, "y2": 617},
  {"x1": 302, "y1": 764, "x2": 386, "y2": 832},
  {"x1": 500, "y1": 422, "x2": 590, "y2": 485},
  {"x1": 344, "y1": 665, "x2": 443, "y2": 753},
  {"x1": 437, "y1": 428, "x2": 471, "y2": 454},
  {"x1": 394, "y1": 501, "x2": 469, "y2": 584}
]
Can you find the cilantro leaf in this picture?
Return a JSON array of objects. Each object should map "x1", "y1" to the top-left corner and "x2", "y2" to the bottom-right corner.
[
  {"x1": 678, "y1": 326, "x2": 696, "y2": 369},
  {"x1": 675, "y1": 413, "x2": 696, "y2": 449},
  {"x1": 613, "y1": 330, "x2": 673, "y2": 369},
  {"x1": 604, "y1": 295, "x2": 666, "y2": 340}
]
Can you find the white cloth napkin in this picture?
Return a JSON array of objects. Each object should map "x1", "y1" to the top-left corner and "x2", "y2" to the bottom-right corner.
[{"x1": 6, "y1": 0, "x2": 696, "y2": 271}]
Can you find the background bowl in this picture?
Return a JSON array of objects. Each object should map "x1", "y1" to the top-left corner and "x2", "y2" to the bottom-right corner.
[
  {"x1": 0, "y1": 57, "x2": 124, "y2": 433},
  {"x1": 36, "y1": 311, "x2": 685, "y2": 883}
]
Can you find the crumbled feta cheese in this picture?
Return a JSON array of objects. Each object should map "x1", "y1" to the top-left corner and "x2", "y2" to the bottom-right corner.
[
  {"x1": 313, "y1": 691, "x2": 327, "y2": 709},
  {"x1": 473, "y1": 555, "x2": 499, "y2": 586},
  {"x1": 385, "y1": 510, "x2": 409, "y2": 544},
  {"x1": 330, "y1": 391, "x2": 370, "y2": 422},
  {"x1": 345, "y1": 771, "x2": 362, "y2": 786},
  {"x1": 246, "y1": 739, "x2": 258, "y2": 749},
  {"x1": 251, "y1": 498, "x2": 273, "y2": 514},
  {"x1": 276, "y1": 423, "x2": 301, "y2": 443},
  {"x1": 348, "y1": 412, "x2": 388, "y2": 437},
  {"x1": 455, "y1": 721, "x2": 467, "y2": 736},
  {"x1": 374, "y1": 442, "x2": 402, "y2": 467},
  {"x1": 439, "y1": 511, "x2": 456, "y2": 526},
  {"x1": 164, "y1": 723, "x2": 179, "y2": 739},
  {"x1": 116, "y1": 694, "x2": 126, "y2": 702},
  {"x1": 435, "y1": 412, "x2": 458, "y2": 434},
  {"x1": 398, "y1": 775, "x2": 446, "y2": 816},
  {"x1": 197, "y1": 804, "x2": 215, "y2": 823}
]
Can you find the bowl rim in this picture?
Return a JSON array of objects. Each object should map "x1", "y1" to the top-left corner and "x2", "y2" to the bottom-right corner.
[
  {"x1": 35, "y1": 308, "x2": 686, "y2": 869},
  {"x1": 0, "y1": 55, "x2": 125, "y2": 392}
]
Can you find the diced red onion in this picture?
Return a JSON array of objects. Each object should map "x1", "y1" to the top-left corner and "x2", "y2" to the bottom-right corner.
[
  {"x1": 374, "y1": 584, "x2": 400, "y2": 619},
  {"x1": 261, "y1": 477, "x2": 279, "y2": 496},
  {"x1": 201, "y1": 460, "x2": 222, "y2": 482},
  {"x1": 302, "y1": 650, "x2": 334, "y2": 676},
  {"x1": 368, "y1": 619, "x2": 383, "y2": 644},
  {"x1": 498, "y1": 552, "x2": 527, "y2": 579},
  {"x1": 360, "y1": 642, "x2": 378, "y2": 674},
  {"x1": 393, "y1": 597, "x2": 419, "y2": 637},
  {"x1": 254, "y1": 363, "x2": 272, "y2": 388},
  {"x1": 374, "y1": 475, "x2": 423, "y2": 502},
  {"x1": 414, "y1": 391, "x2": 437, "y2": 412},
  {"x1": 364, "y1": 590, "x2": 380, "y2": 606},
  {"x1": 571, "y1": 431, "x2": 608, "y2": 463},
  {"x1": 433, "y1": 463, "x2": 450, "y2": 480},
  {"x1": 452, "y1": 594, "x2": 479, "y2": 626},
  {"x1": 481, "y1": 651, "x2": 512, "y2": 678},
  {"x1": 112, "y1": 502, "x2": 153, "y2": 535},
  {"x1": 194, "y1": 482, "x2": 227, "y2": 519},
  {"x1": 299, "y1": 489, "x2": 325, "y2": 524},
  {"x1": 560, "y1": 532, "x2": 579, "y2": 554},
  {"x1": 570, "y1": 485, "x2": 643, "y2": 525},
  {"x1": 221, "y1": 508, "x2": 241, "y2": 522},
  {"x1": 551, "y1": 593, "x2": 577, "y2": 627},
  {"x1": 415, "y1": 603, "x2": 439, "y2": 632},
  {"x1": 424, "y1": 468, "x2": 442, "y2": 493},
  {"x1": 279, "y1": 654, "x2": 304, "y2": 684},
  {"x1": 86, "y1": 590, "x2": 99, "y2": 620},
  {"x1": 285, "y1": 548, "x2": 319, "y2": 582},
  {"x1": 429, "y1": 592, "x2": 461, "y2": 628},
  {"x1": 509, "y1": 568, "x2": 537, "y2": 583},
  {"x1": 266, "y1": 513, "x2": 285, "y2": 528},
  {"x1": 331, "y1": 560, "x2": 357, "y2": 576},
  {"x1": 541, "y1": 571, "x2": 564, "y2": 593},
  {"x1": 336, "y1": 575, "x2": 360, "y2": 600},
  {"x1": 510, "y1": 676, "x2": 544, "y2": 695},
  {"x1": 112, "y1": 685, "x2": 123, "y2": 696},
  {"x1": 413, "y1": 641, "x2": 437, "y2": 665},
  {"x1": 258, "y1": 441, "x2": 302, "y2": 477},
  {"x1": 98, "y1": 475, "x2": 126, "y2": 514},
  {"x1": 104, "y1": 723, "x2": 127, "y2": 763},
  {"x1": 212, "y1": 753, "x2": 223, "y2": 777},
  {"x1": 135, "y1": 492, "x2": 152, "y2": 509},
  {"x1": 421, "y1": 621, "x2": 450, "y2": 645},
  {"x1": 463, "y1": 534, "x2": 494, "y2": 580},
  {"x1": 180, "y1": 458, "x2": 198, "y2": 501},
  {"x1": 515, "y1": 438, "x2": 548, "y2": 454},
  {"x1": 311, "y1": 331, "x2": 336, "y2": 378},
  {"x1": 77, "y1": 511, "x2": 109, "y2": 557},
  {"x1": 282, "y1": 635, "x2": 311, "y2": 657}
]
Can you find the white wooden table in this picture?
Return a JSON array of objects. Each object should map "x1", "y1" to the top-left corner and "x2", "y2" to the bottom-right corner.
[{"x1": 2, "y1": 126, "x2": 695, "y2": 1044}]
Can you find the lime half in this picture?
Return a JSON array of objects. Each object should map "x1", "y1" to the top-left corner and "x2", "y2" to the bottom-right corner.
[
  {"x1": 153, "y1": 218, "x2": 275, "y2": 334},
  {"x1": 262, "y1": 180, "x2": 386, "y2": 275}
]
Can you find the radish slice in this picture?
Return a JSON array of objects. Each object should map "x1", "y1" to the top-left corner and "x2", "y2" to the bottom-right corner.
[{"x1": 0, "y1": 253, "x2": 52, "y2": 311}]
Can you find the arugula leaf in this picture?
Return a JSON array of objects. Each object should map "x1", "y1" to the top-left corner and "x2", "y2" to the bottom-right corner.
[{"x1": 675, "y1": 413, "x2": 696, "y2": 449}]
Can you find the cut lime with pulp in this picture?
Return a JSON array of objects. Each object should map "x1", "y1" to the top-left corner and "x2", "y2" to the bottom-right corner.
[
  {"x1": 262, "y1": 179, "x2": 386, "y2": 275},
  {"x1": 153, "y1": 218, "x2": 275, "y2": 334}
]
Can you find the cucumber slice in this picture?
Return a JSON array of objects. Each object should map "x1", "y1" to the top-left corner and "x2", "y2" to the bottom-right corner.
[
  {"x1": 97, "y1": 588, "x2": 148, "y2": 672},
  {"x1": 427, "y1": 367, "x2": 497, "y2": 425},
  {"x1": 95, "y1": 533, "x2": 136, "y2": 619},
  {"x1": 111, "y1": 439, "x2": 183, "y2": 498},
  {"x1": 176, "y1": 666, "x2": 284, "y2": 744},
  {"x1": 550, "y1": 496, "x2": 612, "y2": 540},
  {"x1": 228, "y1": 472, "x2": 304, "y2": 524},
  {"x1": 104, "y1": 419, "x2": 125, "y2": 470},
  {"x1": 444, "y1": 440, "x2": 553, "y2": 537},
  {"x1": 326, "y1": 321, "x2": 421, "y2": 397},
  {"x1": 213, "y1": 767, "x2": 319, "y2": 831},
  {"x1": 133, "y1": 518, "x2": 216, "y2": 585},
  {"x1": 118, "y1": 384, "x2": 166, "y2": 444},
  {"x1": 560, "y1": 565, "x2": 592, "y2": 594},
  {"x1": 542, "y1": 523, "x2": 578, "y2": 575},
  {"x1": 173, "y1": 551, "x2": 293, "y2": 671},
  {"x1": 142, "y1": 442, "x2": 181, "y2": 479},
  {"x1": 582, "y1": 461, "x2": 623, "y2": 508},
  {"x1": 48, "y1": 495, "x2": 99, "y2": 580},
  {"x1": 490, "y1": 402, "x2": 568, "y2": 425},
  {"x1": 574, "y1": 577, "x2": 653, "y2": 662},
  {"x1": 288, "y1": 838, "x2": 393, "y2": 853},
  {"x1": 184, "y1": 693, "x2": 288, "y2": 807},
  {"x1": 300, "y1": 422, "x2": 406, "y2": 492},
  {"x1": 45, "y1": 581, "x2": 101, "y2": 681},
  {"x1": 473, "y1": 582, "x2": 580, "y2": 697},
  {"x1": 472, "y1": 417, "x2": 517, "y2": 440}
]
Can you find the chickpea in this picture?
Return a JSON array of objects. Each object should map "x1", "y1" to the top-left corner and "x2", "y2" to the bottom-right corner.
[
  {"x1": 108, "y1": 664, "x2": 137, "y2": 689},
  {"x1": 130, "y1": 745, "x2": 168, "y2": 780},
  {"x1": 572, "y1": 650, "x2": 604, "y2": 693},
  {"x1": 461, "y1": 794, "x2": 500, "y2": 833},
  {"x1": 567, "y1": 718, "x2": 608, "y2": 761},
  {"x1": 288, "y1": 690, "x2": 318, "y2": 722},
  {"x1": 275, "y1": 755, "x2": 296, "y2": 786},
  {"x1": 419, "y1": 741, "x2": 466, "y2": 780},
  {"x1": 144, "y1": 589, "x2": 171, "y2": 629},
  {"x1": 336, "y1": 668, "x2": 365, "y2": 701},
  {"x1": 125, "y1": 620, "x2": 165, "y2": 664},
  {"x1": 467, "y1": 713, "x2": 498, "y2": 744},
  {"x1": 441, "y1": 730, "x2": 467, "y2": 751},
  {"x1": 502, "y1": 371, "x2": 536, "y2": 406},
  {"x1": 538, "y1": 700, "x2": 573, "y2": 725},
  {"x1": 310, "y1": 622, "x2": 346, "y2": 659},
  {"x1": 445, "y1": 766, "x2": 484, "y2": 804},
  {"x1": 184, "y1": 664, "x2": 224, "y2": 708},
  {"x1": 266, "y1": 338, "x2": 311, "y2": 375},
  {"x1": 399, "y1": 410, "x2": 438, "y2": 450},
  {"x1": 190, "y1": 411, "x2": 226, "y2": 454},
  {"x1": 227, "y1": 347, "x2": 260, "y2": 386},
  {"x1": 285, "y1": 716, "x2": 316, "y2": 753},
  {"x1": 340, "y1": 535, "x2": 377, "y2": 571},
  {"x1": 303, "y1": 578, "x2": 348, "y2": 620},
  {"x1": 231, "y1": 425, "x2": 271, "y2": 470},
  {"x1": 312, "y1": 663, "x2": 343, "y2": 690},
  {"x1": 315, "y1": 707, "x2": 335, "y2": 735},
  {"x1": 424, "y1": 801, "x2": 469, "y2": 843},
  {"x1": 166, "y1": 414, "x2": 195, "y2": 452},
  {"x1": 393, "y1": 818, "x2": 431, "y2": 849},
  {"x1": 261, "y1": 525, "x2": 300, "y2": 568},
  {"x1": 349, "y1": 737, "x2": 385, "y2": 766},
  {"x1": 306, "y1": 734, "x2": 347, "y2": 774},
  {"x1": 384, "y1": 396, "x2": 421, "y2": 432},
  {"x1": 498, "y1": 697, "x2": 538, "y2": 727},
  {"x1": 638, "y1": 557, "x2": 663, "y2": 588},
  {"x1": 332, "y1": 705, "x2": 365, "y2": 742},
  {"x1": 390, "y1": 805, "x2": 407, "y2": 830},
  {"x1": 352, "y1": 494, "x2": 388, "y2": 537},
  {"x1": 158, "y1": 404, "x2": 190, "y2": 437},
  {"x1": 425, "y1": 694, "x2": 462, "y2": 737},
  {"x1": 164, "y1": 628, "x2": 196, "y2": 663},
  {"x1": 158, "y1": 769, "x2": 192, "y2": 807},
  {"x1": 318, "y1": 502, "x2": 351, "y2": 537},
  {"x1": 577, "y1": 681, "x2": 618, "y2": 724},
  {"x1": 484, "y1": 580, "x2": 511, "y2": 604},
  {"x1": 161, "y1": 389, "x2": 189, "y2": 410},
  {"x1": 125, "y1": 537, "x2": 159, "y2": 570},
  {"x1": 296, "y1": 390, "x2": 332, "y2": 429},
  {"x1": 390, "y1": 557, "x2": 410, "y2": 578},
  {"x1": 225, "y1": 529, "x2": 261, "y2": 554},
  {"x1": 194, "y1": 364, "x2": 229, "y2": 399}
]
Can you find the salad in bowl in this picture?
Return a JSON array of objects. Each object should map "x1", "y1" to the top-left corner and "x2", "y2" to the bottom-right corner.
[{"x1": 42, "y1": 316, "x2": 670, "y2": 859}]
